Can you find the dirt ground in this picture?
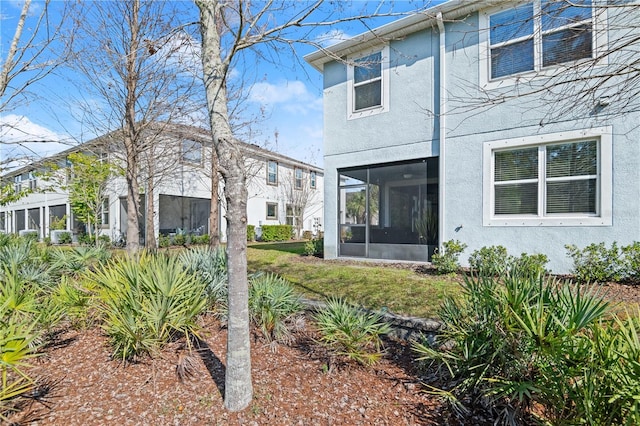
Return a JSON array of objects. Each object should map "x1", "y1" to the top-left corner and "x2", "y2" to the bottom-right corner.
[
  {"x1": 7, "y1": 256, "x2": 640, "y2": 426},
  {"x1": 10, "y1": 315, "x2": 445, "y2": 426}
]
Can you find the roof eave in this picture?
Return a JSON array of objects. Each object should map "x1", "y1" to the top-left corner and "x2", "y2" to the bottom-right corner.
[{"x1": 304, "y1": 0, "x2": 505, "y2": 72}]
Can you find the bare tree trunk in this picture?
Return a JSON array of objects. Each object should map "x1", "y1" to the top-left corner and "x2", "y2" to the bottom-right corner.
[
  {"x1": 209, "y1": 149, "x2": 220, "y2": 248},
  {"x1": 146, "y1": 173, "x2": 157, "y2": 250},
  {"x1": 197, "y1": 0, "x2": 252, "y2": 411},
  {"x1": 124, "y1": 0, "x2": 141, "y2": 254}
]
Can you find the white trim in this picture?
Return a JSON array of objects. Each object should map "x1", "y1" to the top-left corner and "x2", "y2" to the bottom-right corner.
[
  {"x1": 478, "y1": 1, "x2": 608, "y2": 90},
  {"x1": 483, "y1": 126, "x2": 613, "y2": 227},
  {"x1": 346, "y1": 46, "x2": 390, "y2": 120}
]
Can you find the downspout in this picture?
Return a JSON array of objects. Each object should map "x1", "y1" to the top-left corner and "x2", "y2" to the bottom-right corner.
[{"x1": 436, "y1": 12, "x2": 446, "y2": 253}]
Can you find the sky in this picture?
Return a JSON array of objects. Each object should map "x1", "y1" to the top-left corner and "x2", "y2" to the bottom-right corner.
[{"x1": 0, "y1": 0, "x2": 439, "y2": 171}]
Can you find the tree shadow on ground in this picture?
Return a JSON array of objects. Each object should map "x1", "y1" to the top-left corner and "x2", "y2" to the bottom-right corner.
[{"x1": 193, "y1": 336, "x2": 226, "y2": 397}]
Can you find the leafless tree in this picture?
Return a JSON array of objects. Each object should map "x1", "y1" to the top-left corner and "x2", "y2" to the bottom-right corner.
[
  {"x1": 1, "y1": 0, "x2": 73, "y2": 181},
  {"x1": 196, "y1": 0, "x2": 430, "y2": 411},
  {"x1": 68, "y1": 0, "x2": 205, "y2": 253},
  {"x1": 280, "y1": 168, "x2": 321, "y2": 239}
]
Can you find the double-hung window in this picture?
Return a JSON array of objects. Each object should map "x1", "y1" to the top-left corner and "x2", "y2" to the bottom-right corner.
[
  {"x1": 267, "y1": 161, "x2": 278, "y2": 185},
  {"x1": 347, "y1": 46, "x2": 389, "y2": 119},
  {"x1": 483, "y1": 127, "x2": 612, "y2": 226},
  {"x1": 182, "y1": 140, "x2": 203, "y2": 164},
  {"x1": 482, "y1": 1, "x2": 604, "y2": 83},
  {"x1": 294, "y1": 168, "x2": 303, "y2": 190},
  {"x1": 310, "y1": 171, "x2": 317, "y2": 189}
]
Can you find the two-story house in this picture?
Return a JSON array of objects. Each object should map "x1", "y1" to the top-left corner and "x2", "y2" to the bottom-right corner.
[
  {"x1": 0, "y1": 124, "x2": 324, "y2": 245},
  {"x1": 305, "y1": 0, "x2": 639, "y2": 273}
]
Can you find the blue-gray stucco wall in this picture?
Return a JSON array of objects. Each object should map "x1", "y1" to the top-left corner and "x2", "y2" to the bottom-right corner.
[{"x1": 321, "y1": 6, "x2": 640, "y2": 274}]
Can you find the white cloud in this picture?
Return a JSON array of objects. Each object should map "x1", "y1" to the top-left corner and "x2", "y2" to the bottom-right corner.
[
  {"x1": 315, "y1": 29, "x2": 352, "y2": 47},
  {"x1": 0, "y1": 115, "x2": 72, "y2": 168},
  {"x1": 248, "y1": 80, "x2": 321, "y2": 115}
]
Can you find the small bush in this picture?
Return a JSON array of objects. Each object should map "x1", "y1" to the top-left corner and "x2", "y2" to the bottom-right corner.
[
  {"x1": 158, "y1": 234, "x2": 171, "y2": 248},
  {"x1": 510, "y1": 252, "x2": 549, "y2": 278},
  {"x1": 247, "y1": 225, "x2": 255, "y2": 242},
  {"x1": 469, "y1": 245, "x2": 513, "y2": 277},
  {"x1": 58, "y1": 232, "x2": 72, "y2": 244},
  {"x1": 621, "y1": 242, "x2": 640, "y2": 282},
  {"x1": 260, "y1": 225, "x2": 292, "y2": 242},
  {"x1": 85, "y1": 253, "x2": 207, "y2": 362},
  {"x1": 314, "y1": 298, "x2": 391, "y2": 366},
  {"x1": 413, "y1": 273, "x2": 613, "y2": 424},
  {"x1": 431, "y1": 240, "x2": 467, "y2": 274},
  {"x1": 302, "y1": 230, "x2": 313, "y2": 240},
  {"x1": 304, "y1": 238, "x2": 324, "y2": 257},
  {"x1": 173, "y1": 233, "x2": 186, "y2": 247},
  {"x1": 566, "y1": 242, "x2": 623, "y2": 283},
  {"x1": 179, "y1": 247, "x2": 227, "y2": 306},
  {"x1": 249, "y1": 273, "x2": 301, "y2": 343}
]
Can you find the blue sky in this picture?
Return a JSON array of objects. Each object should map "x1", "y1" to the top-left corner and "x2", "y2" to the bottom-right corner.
[{"x1": 1, "y1": 1, "x2": 438, "y2": 170}]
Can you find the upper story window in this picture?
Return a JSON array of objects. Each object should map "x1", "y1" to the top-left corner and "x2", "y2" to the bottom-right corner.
[
  {"x1": 347, "y1": 46, "x2": 390, "y2": 120},
  {"x1": 310, "y1": 171, "x2": 317, "y2": 189},
  {"x1": 182, "y1": 140, "x2": 203, "y2": 164},
  {"x1": 267, "y1": 160, "x2": 278, "y2": 185},
  {"x1": 483, "y1": 127, "x2": 612, "y2": 227},
  {"x1": 481, "y1": 1, "x2": 605, "y2": 85},
  {"x1": 294, "y1": 168, "x2": 303, "y2": 190}
]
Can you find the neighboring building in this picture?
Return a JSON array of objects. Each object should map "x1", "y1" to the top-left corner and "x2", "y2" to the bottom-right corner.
[
  {"x1": 305, "y1": 0, "x2": 640, "y2": 273},
  {"x1": 0, "y1": 124, "x2": 323, "y2": 244}
]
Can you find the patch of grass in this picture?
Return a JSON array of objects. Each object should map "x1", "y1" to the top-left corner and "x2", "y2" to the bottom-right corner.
[{"x1": 247, "y1": 243, "x2": 458, "y2": 318}]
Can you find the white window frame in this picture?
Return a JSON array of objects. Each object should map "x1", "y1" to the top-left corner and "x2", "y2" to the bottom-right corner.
[
  {"x1": 266, "y1": 202, "x2": 278, "y2": 220},
  {"x1": 294, "y1": 168, "x2": 303, "y2": 190},
  {"x1": 479, "y1": 1, "x2": 608, "y2": 88},
  {"x1": 483, "y1": 127, "x2": 612, "y2": 227},
  {"x1": 181, "y1": 140, "x2": 203, "y2": 165},
  {"x1": 310, "y1": 171, "x2": 317, "y2": 189},
  {"x1": 267, "y1": 161, "x2": 278, "y2": 185},
  {"x1": 346, "y1": 46, "x2": 390, "y2": 120}
]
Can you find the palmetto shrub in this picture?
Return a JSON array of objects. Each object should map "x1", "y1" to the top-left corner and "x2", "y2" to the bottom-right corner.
[
  {"x1": 248, "y1": 273, "x2": 302, "y2": 343},
  {"x1": 179, "y1": 246, "x2": 227, "y2": 306},
  {"x1": 412, "y1": 273, "x2": 631, "y2": 425},
  {"x1": 314, "y1": 298, "x2": 391, "y2": 366},
  {"x1": 85, "y1": 253, "x2": 207, "y2": 362}
]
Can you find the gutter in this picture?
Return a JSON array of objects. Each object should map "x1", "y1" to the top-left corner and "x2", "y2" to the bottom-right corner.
[{"x1": 437, "y1": 12, "x2": 446, "y2": 253}]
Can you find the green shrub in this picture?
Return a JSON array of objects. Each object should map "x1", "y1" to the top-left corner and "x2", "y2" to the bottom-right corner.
[
  {"x1": 193, "y1": 234, "x2": 209, "y2": 245},
  {"x1": 413, "y1": 273, "x2": 616, "y2": 424},
  {"x1": 431, "y1": 240, "x2": 467, "y2": 274},
  {"x1": 173, "y1": 233, "x2": 186, "y2": 247},
  {"x1": 249, "y1": 273, "x2": 301, "y2": 343},
  {"x1": 621, "y1": 242, "x2": 640, "y2": 282},
  {"x1": 179, "y1": 246, "x2": 227, "y2": 306},
  {"x1": 260, "y1": 225, "x2": 292, "y2": 242},
  {"x1": 566, "y1": 242, "x2": 623, "y2": 283},
  {"x1": 314, "y1": 298, "x2": 391, "y2": 366},
  {"x1": 158, "y1": 234, "x2": 171, "y2": 248},
  {"x1": 85, "y1": 253, "x2": 207, "y2": 362},
  {"x1": 247, "y1": 225, "x2": 255, "y2": 242},
  {"x1": 57, "y1": 232, "x2": 72, "y2": 244},
  {"x1": 49, "y1": 215, "x2": 67, "y2": 231},
  {"x1": 304, "y1": 238, "x2": 324, "y2": 257},
  {"x1": 510, "y1": 252, "x2": 549, "y2": 279},
  {"x1": 302, "y1": 230, "x2": 313, "y2": 240},
  {"x1": 468, "y1": 245, "x2": 513, "y2": 277}
]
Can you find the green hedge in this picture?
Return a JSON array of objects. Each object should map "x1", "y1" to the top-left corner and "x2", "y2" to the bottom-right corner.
[
  {"x1": 247, "y1": 225, "x2": 255, "y2": 242},
  {"x1": 261, "y1": 225, "x2": 293, "y2": 242}
]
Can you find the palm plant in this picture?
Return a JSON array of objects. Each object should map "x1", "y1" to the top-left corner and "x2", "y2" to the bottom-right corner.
[
  {"x1": 248, "y1": 273, "x2": 302, "y2": 343},
  {"x1": 314, "y1": 298, "x2": 390, "y2": 366},
  {"x1": 413, "y1": 273, "x2": 613, "y2": 425},
  {"x1": 85, "y1": 253, "x2": 207, "y2": 362},
  {"x1": 179, "y1": 246, "x2": 227, "y2": 306}
]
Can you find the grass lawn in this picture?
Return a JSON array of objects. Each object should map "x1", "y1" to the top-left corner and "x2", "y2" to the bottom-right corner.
[{"x1": 247, "y1": 241, "x2": 460, "y2": 319}]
